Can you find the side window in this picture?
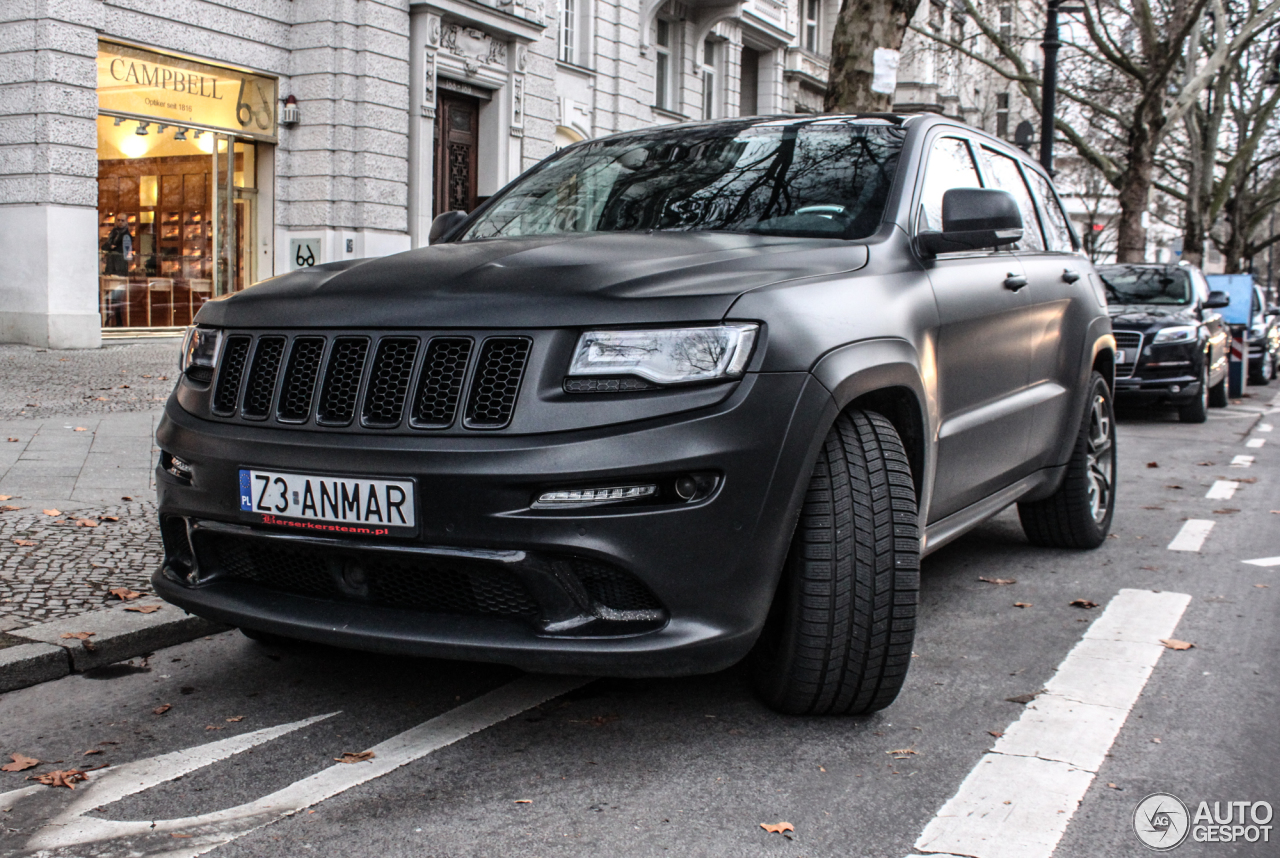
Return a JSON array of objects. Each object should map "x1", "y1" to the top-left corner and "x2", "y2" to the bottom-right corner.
[
  {"x1": 918, "y1": 136, "x2": 983, "y2": 234},
  {"x1": 1024, "y1": 169, "x2": 1075, "y2": 252},
  {"x1": 980, "y1": 147, "x2": 1045, "y2": 251}
]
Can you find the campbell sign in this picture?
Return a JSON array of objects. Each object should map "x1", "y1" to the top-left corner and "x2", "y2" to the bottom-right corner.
[{"x1": 97, "y1": 42, "x2": 278, "y2": 142}]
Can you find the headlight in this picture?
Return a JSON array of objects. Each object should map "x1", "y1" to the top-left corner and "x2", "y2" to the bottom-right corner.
[
  {"x1": 180, "y1": 326, "x2": 223, "y2": 373},
  {"x1": 568, "y1": 324, "x2": 759, "y2": 385},
  {"x1": 1151, "y1": 325, "x2": 1197, "y2": 345}
]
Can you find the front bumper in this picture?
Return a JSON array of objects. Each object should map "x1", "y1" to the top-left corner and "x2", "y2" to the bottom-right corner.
[
  {"x1": 154, "y1": 371, "x2": 833, "y2": 676},
  {"x1": 1114, "y1": 372, "x2": 1200, "y2": 404}
]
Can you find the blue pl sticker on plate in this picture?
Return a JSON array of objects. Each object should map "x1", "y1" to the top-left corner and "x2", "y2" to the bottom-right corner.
[{"x1": 239, "y1": 469, "x2": 252, "y2": 511}]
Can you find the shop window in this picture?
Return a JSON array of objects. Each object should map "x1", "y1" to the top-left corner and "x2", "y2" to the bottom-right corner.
[{"x1": 97, "y1": 114, "x2": 257, "y2": 329}]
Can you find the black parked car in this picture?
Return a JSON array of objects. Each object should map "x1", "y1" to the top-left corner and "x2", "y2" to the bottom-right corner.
[
  {"x1": 155, "y1": 114, "x2": 1116, "y2": 715},
  {"x1": 1241, "y1": 282, "x2": 1280, "y2": 385},
  {"x1": 1098, "y1": 263, "x2": 1231, "y2": 422}
]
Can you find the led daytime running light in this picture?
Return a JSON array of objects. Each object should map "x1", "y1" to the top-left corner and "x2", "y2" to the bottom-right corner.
[{"x1": 536, "y1": 484, "x2": 657, "y2": 506}]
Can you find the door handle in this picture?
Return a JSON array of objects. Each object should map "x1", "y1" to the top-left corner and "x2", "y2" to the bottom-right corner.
[
  {"x1": 1004, "y1": 273, "x2": 1028, "y2": 291},
  {"x1": 1062, "y1": 268, "x2": 1081, "y2": 283}
]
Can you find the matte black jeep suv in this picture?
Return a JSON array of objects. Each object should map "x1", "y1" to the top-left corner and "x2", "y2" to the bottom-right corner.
[
  {"x1": 1098, "y1": 262, "x2": 1231, "y2": 421},
  {"x1": 155, "y1": 114, "x2": 1116, "y2": 715}
]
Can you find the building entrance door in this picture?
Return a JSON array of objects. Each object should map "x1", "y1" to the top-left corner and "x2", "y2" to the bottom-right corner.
[{"x1": 435, "y1": 91, "x2": 480, "y2": 216}]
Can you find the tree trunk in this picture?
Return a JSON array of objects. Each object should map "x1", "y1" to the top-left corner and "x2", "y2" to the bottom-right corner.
[
  {"x1": 824, "y1": 0, "x2": 922, "y2": 113},
  {"x1": 1115, "y1": 98, "x2": 1164, "y2": 263}
]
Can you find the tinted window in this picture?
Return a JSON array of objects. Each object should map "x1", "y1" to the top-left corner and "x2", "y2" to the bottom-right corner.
[
  {"x1": 1097, "y1": 266, "x2": 1192, "y2": 305},
  {"x1": 462, "y1": 122, "x2": 906, "y2": 241},
  {"x1": 918, "y1": 136, "x2": 983, "y2": 233},
  {"x1": 1024, "y1": 169, "x2": 1075, "y2": 252},
  {"x1": 980, "y1": 147, "x2": 1045, "y2": 251}
]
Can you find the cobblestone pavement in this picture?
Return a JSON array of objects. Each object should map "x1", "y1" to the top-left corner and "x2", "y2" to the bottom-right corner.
[
  {"x1": 0, "y1": 500, "x2": 160, "y2": 632},
  {"x1": 0, "y1": 340, "x2": 180, "y2": 419}
]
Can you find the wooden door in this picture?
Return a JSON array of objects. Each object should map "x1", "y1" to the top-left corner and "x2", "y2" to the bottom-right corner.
[{"x1": 435, "y1": 91, "x2": 480, "y2": 216}]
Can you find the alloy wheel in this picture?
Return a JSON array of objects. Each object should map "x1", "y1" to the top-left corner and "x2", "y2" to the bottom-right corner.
[{"x1": 1085, "y1": 393, "x2": 1114, "y2": 524}]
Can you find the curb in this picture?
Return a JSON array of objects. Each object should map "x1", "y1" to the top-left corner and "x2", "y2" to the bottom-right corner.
[{"x1": 0, "y1": 601, "x2": 227, "y2": 693}]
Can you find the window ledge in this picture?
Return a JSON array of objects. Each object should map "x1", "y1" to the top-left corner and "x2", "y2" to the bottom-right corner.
[
  {"x1": 556, "y1": 59, "x2": 596, "y2": 77},
  {"x1": 651, "y1": 106, "x2": 689, "y2": 121}
]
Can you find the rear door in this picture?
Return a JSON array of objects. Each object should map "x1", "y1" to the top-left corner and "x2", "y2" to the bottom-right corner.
[{"x1": 917, "y1": 133, "x2": 1036, "y2": 521}]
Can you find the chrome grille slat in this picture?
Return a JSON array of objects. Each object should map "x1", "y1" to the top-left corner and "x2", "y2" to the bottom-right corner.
[{"x1": 1114, "y1": 331, "x2": 1142, "y2": 379}]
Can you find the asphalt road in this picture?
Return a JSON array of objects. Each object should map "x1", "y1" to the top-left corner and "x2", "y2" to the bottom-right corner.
[{"x1": 2, "y1": 392, "x2": 1277, "y2": 858}]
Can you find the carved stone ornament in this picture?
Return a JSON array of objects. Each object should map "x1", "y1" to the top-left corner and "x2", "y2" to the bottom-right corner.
[
  {"x1": 517, "y1": 45, "x2": 528, "y2": 72},
  {"x1": 512, "y1": 75, "x2": 525, "y2": 126},
  {"x1": 428, "y1": 15, "x2": 441, "y2": 45},
  {"x1": 441, "y1": 24, "x2": 508, "y2": 69},
  {"x1": 424, "y1": 50, "x2": 436, "y2": 95}
]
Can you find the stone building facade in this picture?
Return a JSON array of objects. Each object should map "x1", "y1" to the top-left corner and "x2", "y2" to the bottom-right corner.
[{"x1": 5, "y1": 0, "x2": 1061, "y2": 349}]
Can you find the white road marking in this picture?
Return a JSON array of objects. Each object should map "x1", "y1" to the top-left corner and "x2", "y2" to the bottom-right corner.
[
  {"x1": 1230, "y1": 455, "x2": 1254, "y2": 467},
  {"x1": 1168, "y1": 519, "x2": 1214, "y2": 552},
  {"x1": 1246, "y1": 438, "x2": 1266, "y2": 448},
  {"x1": 1242, "y1": 557, "x2": 1280, "y2": 568},
  {"x1": 17, "y1": 674, "x2": 588, "y2": 857},
  {"x1": 909, "y1": 589, "x2": 1191, "y2": 858},
  {"x1": 1259, "y1": 423, "x2": 1273, "y2": 432},
  {"x1": 1205, "y1": 480, "x2": 1238, "y2": 500}
]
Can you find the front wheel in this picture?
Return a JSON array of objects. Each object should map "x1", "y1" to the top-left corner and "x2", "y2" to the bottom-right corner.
[
  {"x1": 1018, "y1": 372, "x2": 1116, "y2": 548},
  {"x1": 1178, "y1": 364, "x2": 1209, "y2": 423},
  {"x1": 750, "y1": 410, "x2": 920, "y2": 716},
  {"x1": 1209, "y1": 368, "x2": 1229, "y2": 407}
]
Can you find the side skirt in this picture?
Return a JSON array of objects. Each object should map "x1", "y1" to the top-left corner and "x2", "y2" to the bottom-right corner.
[{"x1": 922, "y1": 466, "x2": 1065, "y2": 557}]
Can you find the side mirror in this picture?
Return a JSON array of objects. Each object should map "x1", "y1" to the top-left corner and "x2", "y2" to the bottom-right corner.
[
  {"x1": 917, "y1": 188, "x2": 1023, "y2": 256},
  {"x1": 1204, "y1": 290, "x2": 1230, "y2": 309},
  {"x1": 429, "y1": 210, "x2": 468, "y2": 245}
]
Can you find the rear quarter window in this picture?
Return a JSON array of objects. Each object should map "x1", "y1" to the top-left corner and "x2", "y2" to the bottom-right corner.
[{"x1": 1024, "y1": 169, "x2": 1076, "y2": 252}]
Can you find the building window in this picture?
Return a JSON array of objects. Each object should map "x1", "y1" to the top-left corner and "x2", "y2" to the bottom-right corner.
[
  {"x1": 996, "y1": 92, "x2": 1010, "y2": 138},
  {"x1": 655, "y1": 18, "x2": 674, "y2": 110},
  {"x1": 929, "y1": 0, "x2": 944, "y2": 31},
  {"x1": 560, "y1": 0, "x2": 576, "y2": 63},
  {"x1": 803, "y1": 0, "x2": 820, "y2": 52},
  {"x1": 702, "y1": 39, "x2": 718, "y2": 119},
  {"x1": 999, "y1": 3, "x2": 1013, "y2": 42}
]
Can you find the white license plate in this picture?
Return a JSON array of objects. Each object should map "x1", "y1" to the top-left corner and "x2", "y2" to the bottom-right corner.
[
  {"x1": 1116, "y1": 350, "x2": 1126, "y2": 363},
  {"x1": 239, "y1": 469, "x2": 416, "y2": 536}
]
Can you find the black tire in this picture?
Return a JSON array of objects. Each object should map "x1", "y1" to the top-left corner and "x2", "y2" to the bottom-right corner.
[
  {"x1": 1018, "y1": 372, "x2": 1116, "y2": 548},
  {"x1": 1178, "y1": 363, "x2": 1209, "y2": 423},
  {"x1": 750, "y1": 410, "x2": 920, "y2": 716},
  {"x1": 1251, "y1": 354, "x2": 1273, "y2": 385},
  {"x1": 1209, "y1": 370, "x2": 1229, "y2": 407}
]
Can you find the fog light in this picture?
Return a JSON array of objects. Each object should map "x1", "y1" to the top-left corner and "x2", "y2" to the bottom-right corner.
[
  {"x1": 674, "y1": 476, "x2": 698, "y2": 500},
  {"x1": 1170, "y1": 385, "x2": 1181, "y2": 393},
  {"x1": 164, "y1": 453, "x2": 193, "y2": 481},
  {"x1": 535, "y1": 484, "x2": 657, "y2": 507}
]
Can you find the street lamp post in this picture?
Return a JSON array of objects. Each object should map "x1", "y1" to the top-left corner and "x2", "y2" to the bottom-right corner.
[{"x1": 1040, "y1": 0, "x2": 1084, "y2": 174}]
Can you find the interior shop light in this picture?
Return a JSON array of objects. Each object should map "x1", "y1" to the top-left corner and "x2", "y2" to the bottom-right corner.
[
  {"x1": 173, "y1": 127, "x2": 188, "y2": 141},
  {"x1": 135, "y1": 122, "x2": 149, "y2": 136}
]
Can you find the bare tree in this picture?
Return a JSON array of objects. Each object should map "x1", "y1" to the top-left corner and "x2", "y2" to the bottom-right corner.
[
  {"x1": 825, "y1": 0, "x2": 926, "y2": 112},
  {"x1": 914, "y1": 0, "x2": 1280, "y2": 262}
]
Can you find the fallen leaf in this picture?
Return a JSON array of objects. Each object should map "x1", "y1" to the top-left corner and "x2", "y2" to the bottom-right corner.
[
  {"x1": 226, "y1": 716, "x2": 244, "y2": 722},
  {"x1": 108, "y1": 587, "x2": 143, "y2": 601},
  {"x1": 0, "y1": 495, "x2": 10, "y2": 500},
  {"x1": 1070, "y1": 599, "x2": 1100, "y2": 609},
  {"x1": 1235, "y1": 477, "x2": 1258, "y2": 484},
  {"x1": 121, "y1": 496, "x2": 133, "y2": 501},
  {"x1": 1140, "y1": 565, "x2": 1160, "y2": 571},
  {"x1": 1, "y1": 754, "x2": 39, "y2": 772},
  {"x1": 205, "y1": 725, "x2": 224, "y2": 731},
  {"x1": 73, "y1": 427, "x2": 87, "y2": 432},
  {"x1": 1152, "y1": 737, "x2": 1162, "y2": 743},
  {"x1": 1195, "y1": 461, "x2": 1214, "y2": 466},
  {"x1": 761, "y1": 822, "x2": 795, "y2": 835},
  {"x1": 60, "y1": 632, "x2": 95, "y2": 641},
  {"x1": 987, "y1": 730, "x2": 1004, "y2": 738},
  {"x1": 514, "y1": 799, "x2": 532, "y2": 804},
  {"x1": 888, "y1": 748, "x2": 918, "y2": 758},
  {"x1": 1212, "y1": 509, "x2": 1239, "y2": 515},
  {"x1": 28, "y1": 769, "x2": 89, "y2": 789},
  {"x1": 153, "y1": 704, "x2": 172, "y2": 716},
  {"x1": 99, "y1": 515, "x2": 120, "y2": 522},
  {"x1": 334, "y1": 751, "x2": 376, "y2": 764},
  {"x1": 1160, "y1": 638, "x2": 1194, "y2": 650},
  {"x1": 1146, "y1": 461, "x2": 1159, "y2": 468},
  {"x1": 124, "y1": 605, "x2": 161, "y2": 614},
  {"x1": 1013, "y1": 602, "x2": 1032, "y2": 608},
  {"x1": 979, "y1": 576, "x2": 1017, "y2": 585},
  {"x1": 142, "y1": 374, "x2": 153, "y2": 378},
  {"x1": 42, "y1": 509, "x2": 61, "y2": 516},
  {"x1": 171, "y1": 833, "x2": 193, "y2": 839},
  {"x1": 0, "y1": 505, "x2": 21, "y2": 513},
  {"x1": 13, "y1": 539, "x2": 36, "y2": 546},
  {"x1": 74, "y1": 519, "x2": 98, "y2": 528},
  {"x1": 1256, "y1": 584, "x2": 1270, "y2": 589},
  {"x1": 1140, "y1": 506, "x2": 1164, "y2": 510},
  {"x1": 6, "y1": 438, "x2": 17, "y2": 442},
  {"x1": 1165, "y1": 485, "x2": 1184, "y2": 490},
  {"x1": 1107, "y1": 782, "x2": 1122, "y2": 790},
  {"x1": 1006, "y1": 692, "x2": 1038, "y2": 704},
  {"x1": 83, "y1": 749, "x2": 103, "y2": 756}
]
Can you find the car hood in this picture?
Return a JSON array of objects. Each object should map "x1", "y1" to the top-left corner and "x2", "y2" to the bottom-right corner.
[
  {"x1": 1108, "y1": 305, "x2": 1198, "y2": 329},
  {"x1": 198, "y1": 232, "x2": 870, "y2": 329}
]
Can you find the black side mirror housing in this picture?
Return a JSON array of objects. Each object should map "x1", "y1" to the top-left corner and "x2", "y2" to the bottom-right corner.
[
  {"x1": 429, "y1": 210, "x2": 468, "y2": 245},
  {"x1": 917, "y1": 188, "x2": 1023, "y2": 256},
  {"x1": 1204, "y1": 290, "x2": 1230, "y2": 309}
]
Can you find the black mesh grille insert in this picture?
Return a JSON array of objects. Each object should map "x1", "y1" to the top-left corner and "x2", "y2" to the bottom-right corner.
[
  {"x1": 212, "y1": 335, "x2": 251, "y2": 416},
  {"x1": 411, "y1": 337, "x2": 473, "y2": 429},
  {"x1": 204, "y1": 534, "x2": 540, "y2": 618},
  {"x1": 278, "y1": 337, "x2": 326, "y2": 422},
  {"x1": 571, "y1": 559, "x2": 664, "y2": 612},
  {"x1": 362, "y1": 337, "x2": 420, "y2": 428},
  {"x1": 464, "y1": 337, "x2": 531, "y2": 429},
  {"x1": 317, "y1": 337, "x2": 370, "y2": 425},
  {"x1": 242, "y1": 336, "x2": 286, "y2": 419}
]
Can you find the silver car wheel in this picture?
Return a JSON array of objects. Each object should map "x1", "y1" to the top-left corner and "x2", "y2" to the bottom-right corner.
[{"x1": 1085, "y1": 393, "x2": 1114, "y2": 524}]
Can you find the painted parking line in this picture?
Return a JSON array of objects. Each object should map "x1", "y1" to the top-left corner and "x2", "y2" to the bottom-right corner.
[
  {"x1": 1168, "y1": 519, "x2": 1214, "y2": 552},
  {"x1": 14, "y1": 674, "x2": 589, "y2": 857},
  {"x1": 1205, "y1": 480, "x2": 1238, "y2": 500},
  {"x1": 1242, "y1": 557, "x2": 1280, "y2": 568},
  {"x1": 1246, "y1": 438, "x2": 1266, "y2": 448},
  {"x1": 1231, "y1": 455, "x2": 1255, "y2": 467},
  {"x1": 1259, "y1": 423, "x2": 1274, "y2": 432},
  {"x1": 907, "y1": 589, "x2": 1191, "y2": 858}
]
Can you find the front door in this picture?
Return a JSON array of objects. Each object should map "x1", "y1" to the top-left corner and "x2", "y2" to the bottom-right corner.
[{"x1": 435, "y1": 91, "x2": 479, "y2": 216}]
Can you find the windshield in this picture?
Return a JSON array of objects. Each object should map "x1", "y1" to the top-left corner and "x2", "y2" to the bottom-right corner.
[
  {"x1": 1098, "y1": 266, "x2": 1193, "y2": 306},
  {"x1": 460, "y1": 121, "x2": 905, "y2": 242}
]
